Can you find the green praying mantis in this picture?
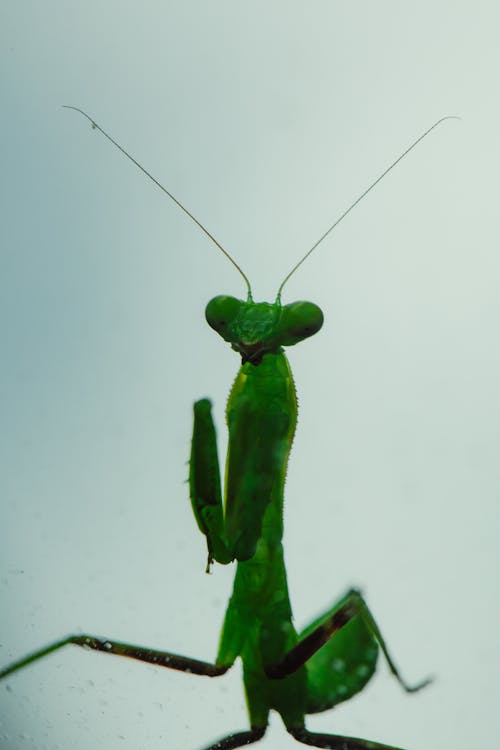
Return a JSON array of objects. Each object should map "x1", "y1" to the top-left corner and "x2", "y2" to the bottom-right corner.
[{"x1": 1, "y1": 110, "x2": 456, "y2": 749}]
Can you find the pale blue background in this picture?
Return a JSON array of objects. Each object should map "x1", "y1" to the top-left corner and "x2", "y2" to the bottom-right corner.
[{"x1": 1, "y1": 2, "x2": 499, "y2": 749}]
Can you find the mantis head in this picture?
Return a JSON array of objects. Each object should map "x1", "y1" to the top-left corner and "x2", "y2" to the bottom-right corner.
[{"x1": 205, "y1": 296, "x2": 323, "y2": 365}]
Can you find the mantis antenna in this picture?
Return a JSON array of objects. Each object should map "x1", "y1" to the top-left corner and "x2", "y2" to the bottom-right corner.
[
  {"x1": 65, "y1": 107, "x2": 458, "y2": 304},
  {"x1": 275, "y1": 116, "x2": 460, "y2": 302},
  {"x1": 63, "y1": 106, "x2": 253, "y2": 300}
]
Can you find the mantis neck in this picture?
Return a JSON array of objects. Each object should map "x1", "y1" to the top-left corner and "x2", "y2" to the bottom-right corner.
[{"x1": 224, "y1": 351, "x2": 298, "y2": 560}]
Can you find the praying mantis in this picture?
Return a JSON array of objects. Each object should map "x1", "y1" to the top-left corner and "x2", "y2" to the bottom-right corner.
[{"x1": 0, "y1": 110, "x2": 456, "y2": 749}]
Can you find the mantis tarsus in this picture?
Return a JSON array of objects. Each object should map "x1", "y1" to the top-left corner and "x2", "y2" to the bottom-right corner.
[{"x1": 1, "y1": 110, "x2": 456, "y2": 749}]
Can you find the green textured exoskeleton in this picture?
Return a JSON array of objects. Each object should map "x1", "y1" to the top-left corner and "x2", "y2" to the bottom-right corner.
[
  {"x1": 186, "y1": 293, "x2": 426, "y2": 748},
  {"x1": 192, "y1": 297, "x2": 322, "y2": 565},
  {"x1": 0, "y1": 109, "x2": 454, "y2": 750}
]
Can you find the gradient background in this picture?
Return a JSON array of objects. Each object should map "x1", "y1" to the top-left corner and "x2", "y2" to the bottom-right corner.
[{"x1": 1, "y1": 2, "x2": 499, "y2": 749}]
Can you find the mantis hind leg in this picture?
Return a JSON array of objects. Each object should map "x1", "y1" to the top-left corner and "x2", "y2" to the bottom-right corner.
[
  {"x1": 288, "y1": 726, "x2": 405, "y2": 750},
  {"x1": 201, "y1": 726, "x2": 266, "y2": 749}
]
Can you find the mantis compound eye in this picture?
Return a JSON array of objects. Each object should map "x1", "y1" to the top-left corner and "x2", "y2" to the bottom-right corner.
[
  {"x1": 205, "y1": 296, "x2": 243, "y2": 341},
  {"x1": 278, "y1": 301, "x2": 324, "y2": 347}
]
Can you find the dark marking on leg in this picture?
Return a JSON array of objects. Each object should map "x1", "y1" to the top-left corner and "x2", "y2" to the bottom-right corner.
[
  {"x1": 288, "y1": 727, "x2": 405, "y2": 750},
  {"x1": 202, "y1": 726, "x2": 266, "y2": 749},
  {"x1": 70, "y1": 635, "x2": 230, "y2": 676},
  {"x1": 266, "y1": 601, "x2": 358, "y2": 679}
]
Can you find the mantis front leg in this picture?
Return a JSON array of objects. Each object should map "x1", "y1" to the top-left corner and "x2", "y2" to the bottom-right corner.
[{"x1": 189, "y1": 398, "x2": 232, "y2": 569}]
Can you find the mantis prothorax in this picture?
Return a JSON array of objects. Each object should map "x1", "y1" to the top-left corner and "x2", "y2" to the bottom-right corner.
[{"x1": 1, "y1": 110, "x2": 457, "y2": 749}]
